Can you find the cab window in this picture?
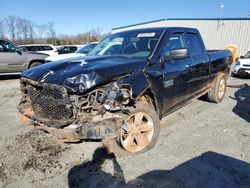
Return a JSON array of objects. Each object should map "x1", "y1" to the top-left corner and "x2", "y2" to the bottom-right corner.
[
  {"x1": 27, "y1": 46, "x2": 42, "y2": 51},
  {"x1": 0, "y1": 40, "x2": 16, "y2": 52},
  {"x1": 185, "y1": 33, "x2": 204, "y2": 55},
  {"x1": 42, "y1": 46, "x2": 53, "y2": 51}
]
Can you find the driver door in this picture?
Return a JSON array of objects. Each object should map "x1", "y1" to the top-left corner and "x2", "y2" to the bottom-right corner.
[{"x1": 161, "y1": 31, "x2": 194, "y2": 114}]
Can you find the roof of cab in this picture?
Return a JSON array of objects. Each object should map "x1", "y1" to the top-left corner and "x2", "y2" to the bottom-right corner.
[{"x1": 114, "y1": 27, "x2": 198, "y2": 34}]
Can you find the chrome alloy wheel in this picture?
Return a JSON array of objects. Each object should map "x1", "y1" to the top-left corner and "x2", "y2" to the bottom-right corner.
[
  {"x1": 218, "y1": 79, "x2": 226, "y2": 99},
  {"x1": 120, "y1": 112, "x2": 154, "y2": 153}
]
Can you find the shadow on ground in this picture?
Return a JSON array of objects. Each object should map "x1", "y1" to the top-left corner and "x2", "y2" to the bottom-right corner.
[
  {"x1": 0, "y1": 75, "x2": 20, "y2": 80},
  {"x1": 68, "y1": 148, "x2": 250, "y2": 188},
  {"x1": 229, "y1": 84, "x2": 250, "y2": 123}
]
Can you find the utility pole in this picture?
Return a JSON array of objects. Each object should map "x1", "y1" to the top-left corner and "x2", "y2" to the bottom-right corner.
[
  {"x1": 219, "y1": 4, "x2": 224, "y2": 22},
  {"x1": 217, "y1": 4, "x2": 225, "y2": 29}
]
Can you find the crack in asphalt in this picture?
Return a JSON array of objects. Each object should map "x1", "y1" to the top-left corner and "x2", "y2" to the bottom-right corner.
[{"x1": 0, "y1": 92, "x2": 17, "y2": 107}]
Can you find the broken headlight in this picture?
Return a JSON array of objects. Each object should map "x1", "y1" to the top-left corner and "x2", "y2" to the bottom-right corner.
[{"x1": 100, "y1": 82, "x2": 130, "y2": 110}]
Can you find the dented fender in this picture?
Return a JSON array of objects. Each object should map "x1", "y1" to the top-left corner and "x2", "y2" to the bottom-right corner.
[{"x1": 117, "y1": 71, "x2": 150, "y2": 100}]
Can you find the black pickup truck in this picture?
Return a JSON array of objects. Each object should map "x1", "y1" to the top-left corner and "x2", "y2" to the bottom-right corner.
[{"x1": 18, "y1": 27, "x2": 232, "y2": 154}]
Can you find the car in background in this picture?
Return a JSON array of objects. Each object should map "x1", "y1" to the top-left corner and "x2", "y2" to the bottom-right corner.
[
  {"x1": 97, "y1": 41, "x2": 122, "y2": 55},
  {"x1": 45, "y1": 42, "x2": 98, "y2": 62},
  {"x1": 58, "y1": 45, "x2": 83, "y2": 54},
  {"x1": 0, "y1": 39, "x2": 48, "y2": 75},
  {"x1": 232, "y1": 50, "x2": 250, "y2": 77},
  {"x1": 19, "y1": 44, "x2": 58, "y2": 56},
  {"x1": 54, "y1": 45, "x2": 62, "y2": 49}
]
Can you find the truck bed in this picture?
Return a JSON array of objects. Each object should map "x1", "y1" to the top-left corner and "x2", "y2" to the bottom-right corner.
[{"x1": 208, "y1": 50, "x2": 232, "y2": 63}]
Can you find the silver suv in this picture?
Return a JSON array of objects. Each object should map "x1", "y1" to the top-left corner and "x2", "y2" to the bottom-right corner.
[{"x1": 0, "y1": 39, "x2": 49, "y2": 75}]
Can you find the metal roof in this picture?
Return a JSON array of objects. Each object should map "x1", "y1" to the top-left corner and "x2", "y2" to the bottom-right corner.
[
  {"x1": 112, "y1": 18, "x2": 250, "y2": 30},
  {"x1": 111, "y1": 27, "x2": 198, "y2": 34},
  {"x1": 112, "y1": 19, "x2": 166, "y2": 30}
]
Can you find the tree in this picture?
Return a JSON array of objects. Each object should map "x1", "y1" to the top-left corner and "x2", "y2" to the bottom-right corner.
[
  {"x1": 37, "y1": 24, "x2": 47, "y2": 39},
  {"x1": 2, "y1": 15, "x2": 108, "y2": 45},
  {"x1": 5, "y1": 15, "x2": 17, "y2": 40},
  {"x1": 16, "y1": 18, "x2": 28, "y2": 42},
  {"x1": 47, "y1": 21, "x2": 56, "y2": 38},
  {"x1": 14, "y1": 17, "x2": 36, "y2": 44},
  {"x1": 0, "y1": 19, "x2": 6, "y2": 38},
  {"x1": 46, "y1": 21, "x2": 56, "y2": 44},
  {"x1": 27, "y1": 20, "x2": 36, "y2": 43}
]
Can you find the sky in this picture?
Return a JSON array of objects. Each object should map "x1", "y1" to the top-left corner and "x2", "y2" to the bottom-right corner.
[{"x1": 1, "y1": 0, "x2": 250, "y2": 35}]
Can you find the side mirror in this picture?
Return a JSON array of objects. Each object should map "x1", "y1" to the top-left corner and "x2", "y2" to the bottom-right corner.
[
  {"x1": 16, "y1": 49, "x2": 23, "y2": 55},
  {"x1": 240, "y1": 55, "x2": 245, "y2": 59},
  {"x1": 169, "y1": 48, "x2": 189, "y2": 60}
]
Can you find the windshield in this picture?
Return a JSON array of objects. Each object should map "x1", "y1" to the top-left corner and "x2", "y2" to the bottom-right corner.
[
  {"x1": 244, "y1": 51, "x2": 250, "y2": 58},
  {"x1": 89, "y1": 31, "x2": 162, "y2": 58},
  {"x1": 76, "y1": 43, "x2": 98, "y2": 54}
]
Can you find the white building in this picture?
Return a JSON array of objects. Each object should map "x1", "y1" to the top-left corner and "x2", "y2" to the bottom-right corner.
[{"x1": 112, "y1": 18, "x2": 250, "y2": 55}]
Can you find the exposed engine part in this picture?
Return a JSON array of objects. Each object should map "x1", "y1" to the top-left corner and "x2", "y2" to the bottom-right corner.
[
  {"x1": 18, "y1": 78, "x2": 133, "y2": 138},
  {"x1": 72, "y1": 88, "x2": 104, "y2": 114},
  {"x1": 99, "y1": 82, "x2": 131, "y2": 111}
]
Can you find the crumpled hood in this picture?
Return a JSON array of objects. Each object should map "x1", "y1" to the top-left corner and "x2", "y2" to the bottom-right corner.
[
  {"x1": 45, "y1": 53, "x2": 86, "y2": 62},
  {"x1": 21, "y1": 55, "x2": 147, "y2": 93}
]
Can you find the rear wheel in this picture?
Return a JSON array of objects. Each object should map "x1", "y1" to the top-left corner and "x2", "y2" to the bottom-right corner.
[{"x1": 207, "y1": 73, "x2": 227, "y2": 103}]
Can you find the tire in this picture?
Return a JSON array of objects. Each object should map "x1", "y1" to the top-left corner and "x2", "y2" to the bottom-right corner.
[
  {"x1": 29, "y1": 62, "x2": 42, "y2": 68},
  {"x1": 103, "y1": 101, "x2": 160, "y2": 156},
  {"x1": 231, "y1": 72, "x2": 236, "y2": 77},
  {"x1": 207, "y1": 73, "x2": 227, "y2": 103}
]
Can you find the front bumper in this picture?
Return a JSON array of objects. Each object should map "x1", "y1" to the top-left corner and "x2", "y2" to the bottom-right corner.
[
  {"x1": 235, "y1": 68, "x2": 250, "y2": 77},
  {"x1": 232, "y1": 63, "x2": 250, "y2": 77},
  {"x1": 18, "y1": 77, "x2": 123, "y2": 142},
  {"x1": 18, "y1": 111, "x2": 122, "y2": 142}
]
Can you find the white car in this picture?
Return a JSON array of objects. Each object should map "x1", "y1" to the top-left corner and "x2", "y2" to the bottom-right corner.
[
  {"x1": 19, "y1": 44, "x2": 58, "y2": 56},
  {"x1": 232, "y1": 51, "x2": 250, "y2": 77},
  {"x1": 45, "y1": 42, "x2": 98, "y2": 62}
]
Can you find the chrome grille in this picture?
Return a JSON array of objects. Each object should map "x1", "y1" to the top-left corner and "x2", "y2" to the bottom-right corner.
[{"x1": 27, "y1": 83, "x2": 73, "y2": 120}]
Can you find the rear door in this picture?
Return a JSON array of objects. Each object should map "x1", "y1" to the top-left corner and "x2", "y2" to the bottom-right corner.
[
  {"x1": 0, "y1": 40, "x2": 26, "y2": 73},
  {"x1": 161, "y1": 31, "x2": 194, "y2": 113},
  {"x1": 184, "y1": 32, "x2": 210, "y2": 98}
]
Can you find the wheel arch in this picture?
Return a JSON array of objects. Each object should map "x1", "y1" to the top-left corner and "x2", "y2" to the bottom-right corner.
[
  {"x1": 28, "y1": 59, "x2": 45, "y2": 68},
  {"x1": 138, "y1": 88, "x2": 162, "y2": 119}
]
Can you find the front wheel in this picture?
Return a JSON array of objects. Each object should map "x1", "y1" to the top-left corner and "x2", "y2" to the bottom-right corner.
[{"x1": 103, "y1": 101, "x2": 160, "y2": 155}]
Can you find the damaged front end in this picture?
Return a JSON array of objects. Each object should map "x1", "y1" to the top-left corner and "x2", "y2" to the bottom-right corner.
[{"x1": 18, "y1": 76, "x2": 135, "y2": 142}]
